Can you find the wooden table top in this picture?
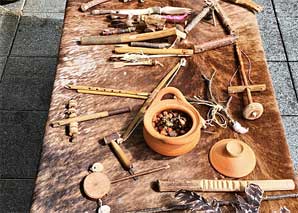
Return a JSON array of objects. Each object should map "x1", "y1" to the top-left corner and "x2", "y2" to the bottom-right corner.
[{"x1": 31, "y1": 0, "x2": 298, "y2": 212}]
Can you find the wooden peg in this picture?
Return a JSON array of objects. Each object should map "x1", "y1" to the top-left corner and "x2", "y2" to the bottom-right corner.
[
  {"x1": 80, "y1": 0, "x2": 110, "y2": 12},
  {"x1": 68, "y1": 99, "x2": 78, "y2": 142},
  {"x1": 228, "y1": 43, "x2": 266, "y2": 120}
]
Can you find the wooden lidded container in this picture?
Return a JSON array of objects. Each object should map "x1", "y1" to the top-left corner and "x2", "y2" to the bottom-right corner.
[{"x1": 143, "y1": 87, "x2": 203, "y2": 156}]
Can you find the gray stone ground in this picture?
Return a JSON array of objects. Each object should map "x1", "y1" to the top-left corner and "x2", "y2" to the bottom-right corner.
[{"x1": 0, "y1": 0, "x2": 297, "y2": 212}]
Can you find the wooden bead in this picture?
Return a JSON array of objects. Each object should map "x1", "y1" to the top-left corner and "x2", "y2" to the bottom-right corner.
[
  {"x1": 83, "y1": 172, "x2": 111, "y2": 199},
  {"x1": 243, "y1": 102, "x2": 264, "y2": 120}
]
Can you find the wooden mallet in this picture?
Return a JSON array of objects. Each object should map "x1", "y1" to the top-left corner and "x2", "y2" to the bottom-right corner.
[{"x1": 228, "y1": 43, "x2": 266, "y2": 120}]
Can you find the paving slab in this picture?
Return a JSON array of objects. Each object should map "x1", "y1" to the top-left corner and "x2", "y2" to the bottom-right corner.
[
  {"x1": 273, "y1": 0, "x2": 298, "y2": 61},
  {"x1": 268, "y1": 62, "x2": 298, "y2": 115},
  {"x1": 289, "y1": 62, "x2": 298, "y2": 92},
  {"x1": 0, "y1": 111, "x2": 47, "y2": 178},
  {"x1": 0, "y1": 56, "x2": 6, "y2": 79},
  {"x1": 254, "y1": 0, "x2": 286, "y2": 61},
  {"x1": 0, "y1": 76, "x2": 54, "y2": 110},
  {"x1": 282, "y1": 116, "x2": 298, "y2": 172},
  {"x1": 4, "y1": 56, "x2": 57, "y2": 79},
  {"x1": 11, "y1": 15, "x2": 63, "y2": 57},
  {"x1": 24, "y1": 0, "x2": 66, "y2": 13},
  {"x1": 0, "y1": 179, "x2": 35, "y2": 213},
  {"x1": 0, "y1": 14, "x2": 18, "y2": 56},
  {"x1": 0, "y1": 0, "x2": 25, "y2": 15}
]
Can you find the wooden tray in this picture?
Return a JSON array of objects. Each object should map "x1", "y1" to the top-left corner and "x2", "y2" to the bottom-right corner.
[{"x1": 31, "y1": 0, "x2": 298, "y2": 212}]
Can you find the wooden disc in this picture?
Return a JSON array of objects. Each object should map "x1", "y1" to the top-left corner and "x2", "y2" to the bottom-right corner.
[
  {"x1": 83, "y1": 172, "x2": 111, "y2": 199},
  {"x1": 243, "y1": 102, "x2": 264, "y2": 120}
]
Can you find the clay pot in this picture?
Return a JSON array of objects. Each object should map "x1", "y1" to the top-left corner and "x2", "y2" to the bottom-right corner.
[
  {"x1": 143, "y1": 87, "x2": 203, "y2": 156},
  {"x1": 209, "y1": 139, "x2": 256, "y2": 178}
]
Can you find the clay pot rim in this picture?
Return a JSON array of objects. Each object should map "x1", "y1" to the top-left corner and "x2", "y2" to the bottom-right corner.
[{"x1": 144, "y1": 99, "x2": 201, "y2": 144}]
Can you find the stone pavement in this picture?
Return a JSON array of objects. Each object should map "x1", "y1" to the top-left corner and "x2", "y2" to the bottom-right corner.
[{"x1": 0, "y1": 0, "x2": 297, "y2": 212}]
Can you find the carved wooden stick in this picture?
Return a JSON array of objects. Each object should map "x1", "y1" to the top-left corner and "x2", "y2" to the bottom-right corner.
[
  {"x1": 213, "y1": 1, "x2": 235, "y2": 34},
  {"x1": 68, "y1": 100, "x2": 78, "y2": 142},
  {"x1": 130, "y1": 42, "x2": 171, "y2": 49},
  {"x1": 51, "y1": 107, "x2": 131, "y2": 127},
  {"x1": 81, "y1": 27, "x2": 186, "y2": 45},
  {"x1": 114, "y1": 46, "x2": 193, "y2": 55},
  {"x1": 101, "y1": 27, "x2": 136, "y2": 36},
  {"x1": 225, "y1": 0, "x2": 263, "y2": 13},
  {"x1": 185, "y1": 5, "x2": 211, "y2": 34},
  {"x1": 194, "y1": 34, "x2": 238, "y2": 53},
  {"x1": 80, "y1": 0, "x2": 110, "y2": 12},
  {"x1": 157, "y1": 179, "x2": 295, "y2": 192}
]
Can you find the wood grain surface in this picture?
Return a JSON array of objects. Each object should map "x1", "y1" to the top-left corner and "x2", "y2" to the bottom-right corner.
[{"x1": 30, "y1": 0, "x2": 298, "y2": 212}]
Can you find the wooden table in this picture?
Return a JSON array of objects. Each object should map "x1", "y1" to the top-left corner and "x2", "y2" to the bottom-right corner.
[{"x1": 31, "y1": 0, "x2": 298, "y2": 212}]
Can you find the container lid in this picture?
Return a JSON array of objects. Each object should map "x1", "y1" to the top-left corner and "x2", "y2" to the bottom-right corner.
[{"x1": 209, "y1": 139, "x2": 256, "y2": 178}]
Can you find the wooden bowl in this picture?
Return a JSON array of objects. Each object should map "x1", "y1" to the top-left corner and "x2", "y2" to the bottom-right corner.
[{"x1": 143, "y1": 87, "x2": 203, "y2": 156}]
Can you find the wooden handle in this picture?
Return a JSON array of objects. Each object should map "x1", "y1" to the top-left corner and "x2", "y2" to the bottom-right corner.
[
  {"x1": 185, "y1": 6, "x2": 210, "y2": 34},
  {"x1": 110, "y1": 141, "x2": 132, "y2": 171},
  {"x1": 115, "y1": 46, "x2": 194, "y2": 55},
  {"x1": 80, "y1": 28, "x2": 186, "y2": 45},
  {"x1": 157, "y1": 179, "x2": 295, "y2": 192},
  {"x1": 51, "y1": 107, "x2": 130, "y2": 127},
  {"x1": 80, "y1": 0, "x2": 110, "y2": 12}
]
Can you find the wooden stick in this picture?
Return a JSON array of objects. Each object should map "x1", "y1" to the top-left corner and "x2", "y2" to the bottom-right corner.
[
  {"x1": 68, "y1": 100, "x2": 78, "y2": 141},
  {"x1": 101, "y1": 27, "x2": 136, "y2": 36},
  {"x1": 80, "y1": 0, "x2": 110, "y2": 12},
  {"x1": 213, "y1": 1, "x2": 235, "y2": 34},
  {"x1": 51, "y1": 107, "x2": 131, "y2": 127},
  {"x1": 66, "y1": 84, "x2": 149, "y2": 97},
  {"x1": 225, "y1": 0, "x2": 263, "y2": 13},
  {"x1": 185, "y1": 5, "x2": 211, "y2": 34},
  {"x1": 228, "y1": 84, "x2": 266, "y2": 93},
  {"x1": 77, "y1": 89, "x2": 148, "y2": 99},
  {"x1": 157, "y1": 179, "x2": 295, "y2": 192},
  {"x1": 111, "y1": 165, "x2": 170, "y2": 184},
  {"x1": 130, "y1": 42, "x2": 171, "y2": 49},
  {"x1": 114, "y1": 46, "x2": 193, "y2": 55},
  {"x1": 194, "y1": 35, "x2": 238, "y2": 53},
  {"x1": 80, "y1": 27, "x2": 186, "y2": 45}
]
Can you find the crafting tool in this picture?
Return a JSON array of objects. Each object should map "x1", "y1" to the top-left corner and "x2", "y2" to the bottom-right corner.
[
  {"x1": 157, "y1": 179, "x2": 295, "y2": 192},
  {"x1": 112, "y1": 60, "x2": 162, "y2": 68},
  {"x1": 114, "y1": 46, "x2": 193, "y2": 55},
  {"x1": 224, "y1": 0, "x2": 263, "y2": 13},
  {"x1": 67, "y1": 99, "x2": 79, "y2": 142},
  {"x1": 80, "y1": 27, "x2": 186, "y2": 45},
  {"x1": 80, "y1": 0, "x2": 110, "y2": 12},
  {"x1": 103, "y1": 58, "x2": 186, "y2": 175},
  {"x1": 51, "y1": 106, "x2": 131, "y2": 127},
  {"x1": 110, "y1": 54, "x2": 191, "y2": 62},
  {"x1": 184, "y1": 1, "x2": 214, "y2": 34},
  {"x1": 229, "y1": 43, "x2": 266, "y2": 120},
  {"x1": 91, "y1": 6, "x2": 192, "y2": 16},
  {"x1": 130, "y1": 42, "x2": 171, "y2": 49},
  {"x1": 83, "y1": 164, "x2": 170, "y2": 199},
  {"x1": 193, "y1": 34, "x2": 238, "y2": 53},
  {"x1": 66, "y1": 85, "x2": 149, "y2": 99},
  {"x1": 101, "y1": 27, "x2": 136, "y2": 36}
]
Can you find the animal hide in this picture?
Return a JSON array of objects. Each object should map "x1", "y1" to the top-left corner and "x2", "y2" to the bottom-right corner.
[{"x1": 31, "y1": 0, "x2": 298, "y2": 212}]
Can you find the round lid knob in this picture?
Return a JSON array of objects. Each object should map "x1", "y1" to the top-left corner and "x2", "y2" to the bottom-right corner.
[{"x1": 226, "y1": 140, "x2": 244, "y2": 157}]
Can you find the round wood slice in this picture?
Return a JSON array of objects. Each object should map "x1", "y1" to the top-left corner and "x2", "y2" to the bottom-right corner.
[{"x1": 83, "y1": 172, "x2": 111, "y2": 199}]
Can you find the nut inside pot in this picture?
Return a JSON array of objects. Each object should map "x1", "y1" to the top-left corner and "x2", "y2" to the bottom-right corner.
[{"x1": 152, "y1": 110, "x2": 193, "y2": 137}]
